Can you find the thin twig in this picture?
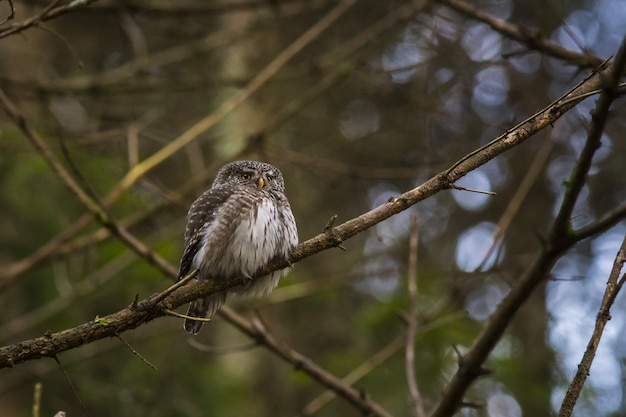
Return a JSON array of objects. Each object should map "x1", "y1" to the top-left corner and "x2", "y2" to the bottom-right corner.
[
  {"x1": 302, "y1": 311, "x2": 465, "y2": 416},
  {"x1": 436, "y1": 0, "x2": 602, "y2": 67},
  {"x1": 248, "y1": 316, "x2": 395, "y2": 417},
  {"x1": 406, "y1": 214, "x2": 426, "y2": 417},
  {"x1": 444, "y1": 58, "x2": 610, "y2": 180},
  {"x1": 558, "y1": 236, "x2": 626, "y2": 417},
  {"x1": 430, "y1": 33, "x2": 626, "y2": 417},
  {"x1": 0, "y1": 0, "x2": 357, "y2": 289},
  {"x1": 572, "y1": 203, "x2": 626, "y2": 242},
  {"x1": 53, "y1": 355, "x2": 90, "y2": 417},
  {"x1": 163, "y1": 309, "x2": 212, "y2": 323},
  {"x1": 0, "y1": 0, "x2": 73, "y2": 39},
  {"x1": 0, "y1": 59, "x2": 621, "y2": 371},
  {"x1": 153, "y1": 269, "x2": 198, "y2": 305},
  {"x1": 476, "y1": 137, "x2": 554, "y2": 271},
  {"x1": 0, "y1": 88, "x2": 178, "y2": 279},
  {"x1": 115, "y1": 333, "x2": 158, "y2": 371},
  {"x1": 32, "y1": 382, "x2": 42, "y2": 417},
  {"x1": 109, "y1": 0, "x2": 358, "y2": 204},
  {"x1": 0, "y1": 0, "x2": 15, "y2": 24},
  {"x1": 302, "y1": 336, "x2": 404, "y2": 416},
  {"x1": 451, "y1": 185, "x2": 497, "y2": 195},
  {"x1": 555, "y1": 32, "x2": 626, "y2": 417}
]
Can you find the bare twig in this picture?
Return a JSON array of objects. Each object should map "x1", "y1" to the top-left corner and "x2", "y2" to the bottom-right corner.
[
  {"x1": 0, "y1": 0, "x2": 356, "y2": 289},
  {"x1": 53, "y1": 355, "x2": 90, "y2": 417},
  {"x1": 163, "y1": 309, "x2": 213, "y2": 324},
  {"x1": 406, "y1": 214, "x2": 426, "y2": 417},
  {"x1": 248, "y1": 316, "x2": 395, "y2": 417},
  {"x1": 0, "y1": 88, "x2": 177, "y2": 278},
  {"x1": 558, "y1": 236, "x2": 626, "y2": 417},
  {"x1": 430, "y1": 34, "x2": 626, "y2": 417},
  {"x1": 0, "y1": 0, "x2": 15, "y2": 24},
  {"x1": 435, "y1": 0, "x2": 603, "y2": 67},
  {"x1": 302, "y1": 336, "x2": 405, "y2": 416},
  {"x1": 32, "y1": 0, "x2": 333, "y2": 16},
  {"x1": 115, "y1": 333, "x2": 158, "y2": 371},
  {"x1": 0, "y1": 250, "x2": 136, "y2": 341},
  {"x1": 555, "y1": 33, "x2": 626, "y2": 417},
  {"x1": 477, "y1": 137, "x2": 554, "y2": 271},
  {"x1": 109, "y1": 0, "x2": 358, "y2": 204},
  {"x1": 0, "y1": 87, "x2": 396, "y2": 417},
  {"x1": 572, "y1": 203, "x2": 626, "y2": 242},
  {"x1": 302, "y1": 311, "x2": 466, "y2": 415},
  {"x1": 451, "y1": 185, "x2": 497, "y2": 195},
  {"x1": 0, "y1": 0, "x2": 83, "y2": 39},
  {"x1": 0, "y1": 59, "x2": 621, "y2": 371},
  {"x1": 32, "y1": 382, "x2": 42, "y2": 417},
  {"x1": 445, "y1": 58, "x2": 610, "y2": 180}
]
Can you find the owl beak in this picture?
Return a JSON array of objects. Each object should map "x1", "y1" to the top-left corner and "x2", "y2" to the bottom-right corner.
[{"x1": 257, "y1": 176, "x2": 265, "y2": 188}]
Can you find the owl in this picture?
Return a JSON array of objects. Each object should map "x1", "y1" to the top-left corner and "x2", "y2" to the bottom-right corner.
[{"x1": 177, "y1": 160, "x2": 298, "y2": 334}]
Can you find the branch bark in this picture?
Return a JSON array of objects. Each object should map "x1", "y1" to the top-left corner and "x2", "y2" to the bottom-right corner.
[
  {"x1": 556, "y1": 32, "x2": 626, "y2": 417},
  {"x1": 436, "y1": 0, "x2": 603, "y2": 68},
  {"x1": 558, "y1": 236, "x2": 626, "y2": 417},
  {"x1": 0, "y1": 58, "x2": 620, "y2": 370},
  {"x1": 0, "y1": 0, "x2": 97, "y2": 39},
  {"x1": 430, "y1": 34, "x2": 626, "y2": 417}
]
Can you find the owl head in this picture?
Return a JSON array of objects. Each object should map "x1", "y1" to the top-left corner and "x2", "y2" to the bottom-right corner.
[{"x1": 212, "y1": 160, "x2": 286, "y2": 193}]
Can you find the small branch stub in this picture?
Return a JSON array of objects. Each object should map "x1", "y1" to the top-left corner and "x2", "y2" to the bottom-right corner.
[{"x1": 323, "y1": 214, "x2": 347, "y2": 251}]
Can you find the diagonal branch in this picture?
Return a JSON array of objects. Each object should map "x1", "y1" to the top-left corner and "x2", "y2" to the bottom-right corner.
[
  {"x1": 556, "y1": 32, "x2": 626, "y2": 417},
  {"x1": 558, "y1": 236, "x2": 626, "y2": 417},
  {"x1": 0, "y1": 0, "x2": 356, "y2": 291},
  {"x1": 0, "y1": 88, "x2": 178, "y2": 279},
  {"x1": 430, "y1": 34, "x2": 626, "y2": 417},
  {"x1": 108, "y1": 0, "x2": 358, "y2": 204},
  {"x1": 0, "y1": 56, "x2": 621, "y2": 370},
  {"x1": 0, "y1": 75, "x2": 395, "y2": 416},
  {"x1": 0, "y1": 0, "x2": 96, "y2": 39},
  {"x1": 435, "y1": 0, "x2": 603, "y2": 68},
  {"x1": 406, "y1": 215, "x2": 426, "y2": 417},
  {"x1": 246, "y1": 317, "x2": 394, "y2": 417}
]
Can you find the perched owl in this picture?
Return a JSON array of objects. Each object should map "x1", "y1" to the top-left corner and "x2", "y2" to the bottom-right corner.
[{"x1": 177, "y1": 160, "x2": 298, "y2": 334}]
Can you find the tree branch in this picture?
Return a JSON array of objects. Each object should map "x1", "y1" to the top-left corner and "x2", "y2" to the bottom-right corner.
[
  {"x1": 0, "y1": 0, "x2": 356, "y2": 291},
  {"x1": 556, "y1": 32, "x2": 626, "y2": 417},
  {"x1": 558, "y1": 236, "x2": 626, "y2": 417},
  {"x1": 406, "y1": 215, "x2": 426, "y2": 417},
  {"x1": 0, "y1": 0, "x2": 96, "y2": 39},
  {"x1": 246, "y1": 317, "x2": 395, "y2": 417},
  {"x1": 430, "y1": 34, "x2": 626, "y2": 417},
  {"x1": 0, "y1": 56, "x2": 620, "y2": 370},
  {"x1": 436, "y1": 0, "x2": 603, "y2": 68}
]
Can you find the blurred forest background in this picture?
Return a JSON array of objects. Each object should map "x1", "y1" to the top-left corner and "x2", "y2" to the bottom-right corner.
[{"x1": 0, "y1": 0, "x2": 625, "y2": 416}]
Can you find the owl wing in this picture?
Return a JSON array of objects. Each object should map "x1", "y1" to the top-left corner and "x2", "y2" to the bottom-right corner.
[{"x1": 177, "y1": 186, "x2": 233, "y2": 281}]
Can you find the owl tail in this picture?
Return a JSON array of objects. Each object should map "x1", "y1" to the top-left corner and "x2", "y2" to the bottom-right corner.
[{"x1": 183, "y1": 291, "x2": 227, "y2": 335}]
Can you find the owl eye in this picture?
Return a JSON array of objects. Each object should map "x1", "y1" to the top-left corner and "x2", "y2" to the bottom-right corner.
[
  {"x1": 241, "y1": 173, "x2": 252, "y2": 180},
  {"x1": 266, "y1": 175, "x2": 274, "y2": 183}
]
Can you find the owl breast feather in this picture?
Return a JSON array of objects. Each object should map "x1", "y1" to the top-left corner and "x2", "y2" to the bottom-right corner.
[{"x1": 192, "y1": 189, "x2": 297, "y2": 295}]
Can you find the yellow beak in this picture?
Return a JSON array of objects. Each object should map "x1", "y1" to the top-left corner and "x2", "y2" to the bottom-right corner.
[{"x1": 257, "y1": 177, "x2": 264, "y2": 188}]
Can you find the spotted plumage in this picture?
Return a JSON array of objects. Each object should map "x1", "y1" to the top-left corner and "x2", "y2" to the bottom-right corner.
[{"x1": 177, "y1": 160, "x2": 298, "y2": 334}]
